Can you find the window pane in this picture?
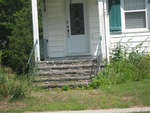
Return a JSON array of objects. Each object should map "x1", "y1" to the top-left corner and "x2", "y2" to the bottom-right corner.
[
  {"x1": 124, "y1": 0, "x2": 145, "y2": 10},
  {"x1": 125, "y1": 12, "x2": 146, "y2": 29},
  {"x1": 70, "y1": 3, "x2": 85, "y2": 35}
]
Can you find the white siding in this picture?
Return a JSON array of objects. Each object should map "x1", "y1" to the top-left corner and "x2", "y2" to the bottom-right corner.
[
  {"x1": 42, "y1": 0, "x2": 150, "y2": 60},
  {"x1": 100, "y1": 0, "x2": 150, "y2": 59},
  {"x1": 42, "y1": 0, "x2": 101, "y2": 58},
  {"x1": 87, "y1": 0, "x2": 100, "y2": 55},
  {"x1": 110, "y1": 32, "x2": 150, "y2": 54},
  {"x1": 42, "y1": 0, "x2": 66, "y2": 58}
]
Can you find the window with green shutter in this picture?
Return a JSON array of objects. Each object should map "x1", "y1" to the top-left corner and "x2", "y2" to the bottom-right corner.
[{"x1": 109, "y1": 0, "x2": 122, "y2": 32}]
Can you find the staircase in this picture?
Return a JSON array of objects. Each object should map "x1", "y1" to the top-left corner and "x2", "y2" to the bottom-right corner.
[{"x1": 34, "y1": 56, "x2": 97, "y2": 88}]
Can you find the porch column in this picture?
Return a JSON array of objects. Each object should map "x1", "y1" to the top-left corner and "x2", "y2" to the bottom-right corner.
[
  {"x1": 31, "y1": 0, "x2": 40, "y2": 62},
  {"x1": 98, "y1": 0, "x2": 110, "y2": 62}
]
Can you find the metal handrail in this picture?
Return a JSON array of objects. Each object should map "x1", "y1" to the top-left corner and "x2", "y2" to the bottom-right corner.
[
  {"x1": 91, "y1": 36, "x2": 102, "y2": 77},
  {"x1": 95, "y1": 36, "x2": 102, "y2": 74},
  {"x1": 26, "y1": 40, "x2": 38, "y2": 73}
]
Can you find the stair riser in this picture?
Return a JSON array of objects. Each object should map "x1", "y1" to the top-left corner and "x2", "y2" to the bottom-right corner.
[
  {"x1": 34, "y1": 80, "x2": 90, "y2": 88},
  {"x1": 33, "y1": 77, "x2": 91, "y2": 82},
  {"x1": 38, "y1": 59, "x2": 96, "y2": 66},
  {"x1": 37, "y1": 70, "x2": 92, "y2": 76},
  {"x1": 38, "y1": 66, "x2": 92, "y2": 71},
  {"x1": 41, "y1": 84, "x2": 88, "y2": 88},
  {"x1": 38, "y1": 61, "x2": 94, "y2": 67}
]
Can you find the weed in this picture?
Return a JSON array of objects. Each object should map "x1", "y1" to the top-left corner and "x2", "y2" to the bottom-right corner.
[
  {"x1": 89, "y1": 43, "x2": 150, "y2": 88},
  {"x1": 61, "y1": 86, "x2": 70, "y2": 91},
  {"x1": 0, "y1": 69, "x2": 31, "y2": 100}
]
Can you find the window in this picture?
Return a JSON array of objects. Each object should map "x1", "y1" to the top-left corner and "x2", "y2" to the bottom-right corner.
[
  {"x1": 121, "y1": 0, "x2": 148, "y2": 31},
  {"x1": 70, "y1": 3, "x2": 85, "y2": 35}
]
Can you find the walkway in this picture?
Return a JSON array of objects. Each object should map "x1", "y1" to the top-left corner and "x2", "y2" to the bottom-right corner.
[{"x1": 24, "y1": 107, "x2": 150, "y2": 113}]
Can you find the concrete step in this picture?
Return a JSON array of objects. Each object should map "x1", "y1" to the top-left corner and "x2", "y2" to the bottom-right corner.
[
  {"x1": 38, "y1": 59, "x2": 95, "y2": 67},
  {"x1": 38, "y1": 64, "x2": 94, "y2": 71},
  {"x1": 40, "y1": 83, "x2": 87, "y2": 88},
  {"x1": 34, "y1": 76, "x2": 91, "y2": 82},
  {"x1": 35, "y1": 80, "x2": 90, "y2": 88},
  {"x1": 37, "y1": 69, "x2": 91, "y2": 76},
  {"x1": 35, "y1": 56, "x2": 98, "y2": 88}
]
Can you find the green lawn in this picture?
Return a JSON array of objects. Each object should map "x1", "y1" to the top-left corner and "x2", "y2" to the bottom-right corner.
[
  {"x1": 133, "y1": 112, "x2": 150, "y2": 113},
  {"x1": 0, "y1": 79, "x2": 150, "y2": 113}
]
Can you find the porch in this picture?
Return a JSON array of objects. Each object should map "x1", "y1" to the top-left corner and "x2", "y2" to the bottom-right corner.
[
  {"x1": 31, "y1": 0, "x2": 108, "y2": 62},
  {"x1": 30, "y1": 0, "x2": 107, "y2": 88}
]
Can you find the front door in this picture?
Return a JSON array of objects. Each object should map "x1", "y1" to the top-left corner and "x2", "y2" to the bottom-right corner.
[{"x1": 67, "y1": 0, "x2": 89, "y2": 55}]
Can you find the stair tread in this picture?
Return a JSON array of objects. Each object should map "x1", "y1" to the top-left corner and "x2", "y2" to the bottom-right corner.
[
  {"x1": 38, "y1": 58, "x2": 96, "y2": 65},
  {"x1": 38, "y1": 64, "x2": 94, "y2": 70},
  {"x1": 37, "y1": 83, "x2": 89, "y2": 88},
  {"x1": 34, "y1": 76, "x2": 91, "y2": 82},
  {"x1": 37, "y1": 70, "x2": 92, "y2": 76}
]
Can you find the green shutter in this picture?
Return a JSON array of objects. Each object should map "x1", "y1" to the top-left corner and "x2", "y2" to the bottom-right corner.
[{"x1": 109, "y1": 0, "x2": 122, "y2": 32}]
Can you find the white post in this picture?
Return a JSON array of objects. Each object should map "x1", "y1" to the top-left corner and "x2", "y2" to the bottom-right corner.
[
  {"x1": 98, "y1": 0, "x2": 110, "y2": 63},
  {"x1": 103, "y1": 0, "x2": 110, "y2": 63},
  {"x1": 31, "y1": 0, "x2": 40, "y2": 62}
]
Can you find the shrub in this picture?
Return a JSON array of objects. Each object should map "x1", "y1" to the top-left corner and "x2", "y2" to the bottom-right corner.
[
  {"x1": 1, "y1": 1, "x2": 43, "y2": 75},
  {"x1": 89, "y1": 44, "x2": 150, "y2": 88},
  {"x1": 1, "y1": 6, "x2": 33, "y2": 75}
]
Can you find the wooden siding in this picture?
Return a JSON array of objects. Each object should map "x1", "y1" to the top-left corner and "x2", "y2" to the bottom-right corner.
[
  {"x1": 42, "y1": 0, "x2": 66, "y2": 58},
  {"x1": 110, "y1": 32, "x2": 150, "y2": 54},
  {"x1": 42, "y1": 0, "x2": 100, "y2": 58},
  {"x1": 87, "y1": 0, "x2": 100, "y2": 55}
]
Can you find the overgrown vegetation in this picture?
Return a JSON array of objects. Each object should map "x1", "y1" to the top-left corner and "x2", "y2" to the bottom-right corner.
[
  {"x1": 89, "y1": 43, "x2": 150, "y2": 88},
  {"x1": 0, "y1": 68, "x2": 31, "y2": 101},
  {"x1": 0, "y1": 0, "x2": 42, "y2": 75},
  {"x1": 0, "y1": 79, "x2": 150, "y2": 112}
]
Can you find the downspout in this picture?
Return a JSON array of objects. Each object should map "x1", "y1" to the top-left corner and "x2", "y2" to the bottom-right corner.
[{"x1": 102, "y1": 0, "x2": 110, "y2": 63}]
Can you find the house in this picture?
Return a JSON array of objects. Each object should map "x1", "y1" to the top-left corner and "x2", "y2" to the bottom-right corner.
[
  {"x1": 32, "y1": 0, "x2": 150, "y2": 62},
  {"x1": 31, "y1": 0, "x2": 150, "y2": 88}
]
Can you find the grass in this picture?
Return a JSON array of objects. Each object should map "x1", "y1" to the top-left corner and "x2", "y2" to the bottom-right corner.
[
  {"x1": 0, "y1": 78, "x2": 150, "y2": 113},
  {"x1": 133, "y1": 112, "x2": 150, "y2": 113},
  {"x1": 0, "y1": 46, "x2": 150, "y2": 113}
]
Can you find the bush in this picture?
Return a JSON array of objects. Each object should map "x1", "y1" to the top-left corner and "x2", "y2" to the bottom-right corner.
[
  {"x1": 1, "y1": 0, "x2": 43, "y2": 75},
  {"x1": 0, "y1": 69, "x2": 30, "y2": 100},
  {"x1": 1, "y1": 6, "x2": 33, "y2": 75},
  {"x1": 89, "y1": 44, "x2": 150, "y2": 88}
]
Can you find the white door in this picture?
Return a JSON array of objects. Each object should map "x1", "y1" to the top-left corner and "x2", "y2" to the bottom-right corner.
[{"x1": 67, "y1": 0, "x2": 89, "y2": 55}]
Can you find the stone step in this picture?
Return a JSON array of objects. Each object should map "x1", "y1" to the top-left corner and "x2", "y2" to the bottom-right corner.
[
  {"x1": 38, "y1": 64, "x2": 94, "y2": 71},
  {"x1": 33, "y1": 76, "x2": 91, "y2": 82},
  {"x1": 34, "y1": 75, "x2": 92, "y2": 79},
  {"x1": 40, "y1": 84, "x2": 87, "y2": 88},
  {"x1": 35, "y1": 80, "x2": 90, "y2": 88},
  {"x1": 38, "y1": 58, "x2": 96, "y2": 67},
  {"x1": 37, "y1": 69, "x2": 91, "y2": 76},
  {"x1": 35, "y1": 56, "x2": 99, "y2": 88}
]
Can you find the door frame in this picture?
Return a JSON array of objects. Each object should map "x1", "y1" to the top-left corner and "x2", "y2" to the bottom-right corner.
[{"x1": 65, "y1": 0, "x2": 90, "y2": 56}]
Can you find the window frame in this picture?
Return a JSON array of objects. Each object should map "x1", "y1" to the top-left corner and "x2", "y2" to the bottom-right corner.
[{"x1": 121, "y1": 0, "x2": 149, "y2": 33}]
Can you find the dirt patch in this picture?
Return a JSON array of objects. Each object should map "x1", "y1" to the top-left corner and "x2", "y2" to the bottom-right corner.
[
  {"x1": 122, "y1": 96, "x2": 134, "y2": 101},
  {"x1": 0, "y1": 97, "x2": 27, "y2": 110}
]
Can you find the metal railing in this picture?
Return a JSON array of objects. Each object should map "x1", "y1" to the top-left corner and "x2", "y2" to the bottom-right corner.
[
  {"x1": 91, "y1": 36, "x2": 102, "y2": 77},
  {"x1": 26, "y1": 40, "x2": 38, "y2": 75}
]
